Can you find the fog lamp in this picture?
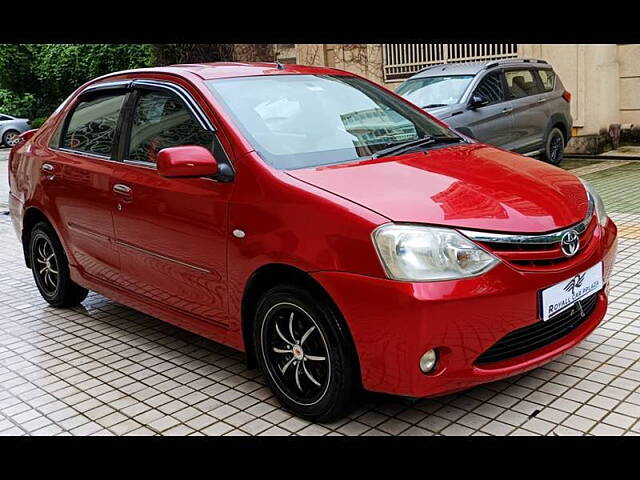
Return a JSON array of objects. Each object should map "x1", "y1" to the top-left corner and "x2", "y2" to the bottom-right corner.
[{"x1": 419, "y1": 349, "x2": 438, "y2": 374}]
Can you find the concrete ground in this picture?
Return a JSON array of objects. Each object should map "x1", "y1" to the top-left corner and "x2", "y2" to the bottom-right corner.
[
  {"x1": 0, "y1": 148, "x2": 8, "y2": 209},
  {"x1": 1, "y1": 151, "x2": 639, "y2": 436}
]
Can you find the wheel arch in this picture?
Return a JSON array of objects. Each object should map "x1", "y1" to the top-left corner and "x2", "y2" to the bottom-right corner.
[
  {"x1": 2, "y1": 127, "x2": 20, "y2": 143},
  {"x1": 547, "y1": 114, "x2": 570, "y2": 145},
  {"x1": 241, "y1": 263, "x2": 361, "y2": 384},
  {"x1": 21, "y1": 207, "x2": 60, "y2": 268}
]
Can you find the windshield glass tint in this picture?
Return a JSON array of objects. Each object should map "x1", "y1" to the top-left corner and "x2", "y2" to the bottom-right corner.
[
  {"x1": 396, "y1": 75, "x2": 474, "y2": 108},
  {"x1": 206, "y1": 75, "x2": 456, "y2": 170}
]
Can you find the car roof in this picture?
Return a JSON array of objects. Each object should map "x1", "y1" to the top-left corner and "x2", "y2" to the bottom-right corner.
[
  {"x1": 409, "y1": 58, "x2": 551, "y2": 79},
  {"x1": 99, "y1": 62, "x2": 350, "y2": 82}
]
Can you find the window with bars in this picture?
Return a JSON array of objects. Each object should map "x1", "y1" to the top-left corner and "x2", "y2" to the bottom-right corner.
[{"x1": 382, "y1": 44, "x2": 519, "y2": 82}]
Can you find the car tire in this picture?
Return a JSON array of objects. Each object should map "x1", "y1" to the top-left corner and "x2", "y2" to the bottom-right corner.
[
  {"x1": 28, "y1": 221, "x2": 89, "y2": 308},
  {"x1": 253, "y1": 284, "x2": 358, "y2": 422},
  {"x1": 2, "y1": 129, "x2": 20, "y2": 147},
  {"x1": 541, "y1": 127, "x2": 565, "y2": 165}
]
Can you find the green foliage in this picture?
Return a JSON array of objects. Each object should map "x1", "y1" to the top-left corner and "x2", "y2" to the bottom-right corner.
[
  {"x1": 34, "y1": 44, "x2": 153, "y2": 105},
  {"x1": 0, "y1": 44, "x2": 271, "y2": 121},
  {"x1": 0, "y1": 44, "x2": 153, "y2": 119},
  {"x1": 0, "y1": 44, "x2": 39, "y2": 95},
  {"x1": 30, "y1": 117, "x2": 49, "y2": 128},
  {"x1": 0, "y1": 89, "x2": 35, "y2": 118},
  {"x1": 150, "y1": 44, "x2": 234, "y2": 66}
]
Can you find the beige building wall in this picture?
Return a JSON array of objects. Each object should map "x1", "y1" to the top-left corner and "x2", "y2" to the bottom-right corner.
[
  {"x1": 618, "y1": 44, "x2": 640, "y2": 125},
  {"x1": 519, "y1": 44, "x2": 624, "y2": 137},
  {"x1": 292, "y1": 44, "x2": 385, "y2": 84}
]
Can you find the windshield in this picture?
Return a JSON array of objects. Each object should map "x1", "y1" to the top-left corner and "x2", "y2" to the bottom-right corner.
[
  {"x1": 206, "y1": 74, "x2": 457, "y2": 170},
  {"x1": 396, "y1": 75, "x2": 474, "y2": 108}
]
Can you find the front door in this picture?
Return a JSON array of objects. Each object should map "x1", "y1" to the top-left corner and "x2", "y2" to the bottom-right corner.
[
  {"x1": 457, "y1": 70, "x2": 516, "y2": 149},
  {"x1": 111, "y1": 86, "x2": 233, "y2": 326}
]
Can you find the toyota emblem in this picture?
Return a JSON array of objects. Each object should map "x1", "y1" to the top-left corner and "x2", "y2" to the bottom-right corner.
[{"x1": 560, "y1": 230, "x2": 580, "y2": 257}]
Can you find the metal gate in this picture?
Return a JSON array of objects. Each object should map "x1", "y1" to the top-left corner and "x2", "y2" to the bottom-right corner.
[{"x1": 382, "y1": 44, "x2": 519, "y2": 82}]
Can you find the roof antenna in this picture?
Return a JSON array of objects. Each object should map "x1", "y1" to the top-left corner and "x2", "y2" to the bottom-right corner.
[{"x1": 276, "y1": 61, "x2": 285, "y2": 70}]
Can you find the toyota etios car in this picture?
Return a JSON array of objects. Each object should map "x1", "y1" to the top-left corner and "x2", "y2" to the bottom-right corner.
[{"x1": 9, "y1": 63, "x2": 617, "y2": 421}]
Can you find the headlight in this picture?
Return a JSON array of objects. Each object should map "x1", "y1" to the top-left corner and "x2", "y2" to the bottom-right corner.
[
  {"x1": 372, "y1": 224, "x2": 500, "y2": 281},
  {"x1": 581, "y1": 180, "x2": 608, "y2": 227}
]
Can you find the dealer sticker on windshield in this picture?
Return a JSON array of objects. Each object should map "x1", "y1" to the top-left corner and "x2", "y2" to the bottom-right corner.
[{"x1": 540, "y1": 262, "x2": 603, "y2": 321}]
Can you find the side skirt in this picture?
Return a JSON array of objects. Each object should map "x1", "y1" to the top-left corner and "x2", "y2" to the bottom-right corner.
[{"x1": 69, "y1": 266, "x2": 244, "y2": 352}]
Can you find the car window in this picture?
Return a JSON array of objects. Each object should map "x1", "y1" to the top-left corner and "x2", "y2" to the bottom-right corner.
[
  {"x1": 50, "y1": 120, "x2": 63, "y2": 148},
  {"x1": 505, "y1": 70, "x2": 542, "y2": 98},
  {"x1": 207, "y1": 74, "x2": 457, "y2": 170},
  {"x1": 396, "y1": 75, "x2": 474, "y2": 108},
  {"x1": 0, "y1": 115, "x2": 9, "y2": 121},
  {"x1": 473, "y1": 71, "x2": 505, "y2": 105},
  {"x1": 62, "y1": 93, "x2": 126, "y2": 157},
  {"x1": 127, "y1": 90, "x2": 214, "y2": 165},
  {"x1": 537, "y1": 69, "x2": 556, "y2": 92}
]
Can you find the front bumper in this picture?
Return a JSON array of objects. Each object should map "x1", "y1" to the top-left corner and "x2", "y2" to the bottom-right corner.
[{"x1": 312, "y1": 219, "x2": 618, "y2": 398}]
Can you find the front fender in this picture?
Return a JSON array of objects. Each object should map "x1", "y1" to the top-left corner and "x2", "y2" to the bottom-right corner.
[{"x1": 224, "y1": 152, "x2": 389, "y2": 348}]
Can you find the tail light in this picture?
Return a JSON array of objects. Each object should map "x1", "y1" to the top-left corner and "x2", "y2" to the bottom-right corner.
[{"x1": 562, "y1": 90, "x2": 572, "y2": 103}]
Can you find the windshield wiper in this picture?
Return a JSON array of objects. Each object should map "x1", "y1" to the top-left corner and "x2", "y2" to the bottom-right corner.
[
  {"x1": 422, "y1": 103, "x2": 448, "y2": 108},
  {"x1": 372, "y1": 135, "x2": 462, "y2": 159}
]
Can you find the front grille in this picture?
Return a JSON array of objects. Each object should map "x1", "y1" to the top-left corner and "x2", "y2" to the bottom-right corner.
[
  {"x1": 460, "y1": 199, "x2": 597, "y2": 271},
  {"x1": 478, "y1": 217, "x2": 597, "y2": 270},
  {"x1": 475, "y1": 293, "x2": 599, "y2": 366}
]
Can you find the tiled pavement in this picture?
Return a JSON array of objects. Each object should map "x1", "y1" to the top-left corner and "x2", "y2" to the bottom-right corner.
[{"x1": 1, "y1": 158, "x2": 640, "y2": 436}]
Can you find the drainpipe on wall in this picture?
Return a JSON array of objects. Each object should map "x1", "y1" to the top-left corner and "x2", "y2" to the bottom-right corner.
[{"x1": 609, "y1": 124, "x2": 621, "y2": 150}]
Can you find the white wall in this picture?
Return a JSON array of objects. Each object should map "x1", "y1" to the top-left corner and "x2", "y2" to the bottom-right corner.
[
  {"x1": 520, "y1": 44, "x2": 621, "y2": 136},
  {"x1": 618, "y1": 44, "x2": 640, "y2": 125}
]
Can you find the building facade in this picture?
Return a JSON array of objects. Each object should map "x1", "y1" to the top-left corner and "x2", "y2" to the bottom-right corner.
[{"x1": 274, "y1": 44, "x2": 640, "y2": 154}]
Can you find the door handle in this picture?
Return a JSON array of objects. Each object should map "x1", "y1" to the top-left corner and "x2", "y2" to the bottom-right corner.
[
  {"x1": 41, "y1": 163, "x2": 55, "y2": 173},
  {"x1": 502, "y1": 107, "x2": 513, "y2": 114},
  {"x1": 113, "y1": 184, "x2": 132, "y2": 195},
  {"x1": 537, "y1": 98, "x2": 547, "y2": 104}
]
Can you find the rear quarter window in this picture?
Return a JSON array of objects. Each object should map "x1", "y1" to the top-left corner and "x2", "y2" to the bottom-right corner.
[{"x1": 537, "y1": 69, "x2": 556, "y2": 92}]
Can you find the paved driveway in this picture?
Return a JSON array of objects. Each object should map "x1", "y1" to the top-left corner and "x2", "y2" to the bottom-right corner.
[
  {"x1": 0, "y1": 158, "x2": 639, "y2": 436},
  {"x1": 0, "y1": 148, "x2": 9, "y2": 209}
]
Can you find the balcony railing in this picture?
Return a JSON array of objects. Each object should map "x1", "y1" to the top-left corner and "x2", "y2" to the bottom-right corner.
[{"x1": 382, "y1": 44, "x2": 519, "y2": 82}]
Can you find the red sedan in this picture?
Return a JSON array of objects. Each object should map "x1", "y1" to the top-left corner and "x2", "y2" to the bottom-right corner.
[{"x1": 8, "y1": 63, "x2": 618, "y2": 421}]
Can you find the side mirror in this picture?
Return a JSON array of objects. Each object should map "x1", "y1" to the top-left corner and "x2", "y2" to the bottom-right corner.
[
  {"x1": 469, "y1": 94, "x2": 489, "y2": 110},
  {"x1": 14, "y1": 129, "x2": 38, "y2": 147},
  {"x1": 157, "y1": 145, "x2": 218, "y2": 178}
]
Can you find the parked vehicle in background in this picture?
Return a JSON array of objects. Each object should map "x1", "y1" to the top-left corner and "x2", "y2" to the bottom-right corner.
[
  {"x1": 0, "y1": 114, "x2": 31, "y2": 147},
  {"x1": 8, "y1": 63, "x2": 616, "y2": 421},
  {"x1": 397, "y1": 58, "x2": 573, "y2": 165}
]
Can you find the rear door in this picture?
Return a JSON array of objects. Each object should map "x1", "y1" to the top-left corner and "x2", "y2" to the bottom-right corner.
[
  {"x1": 503, "y1": 68, "x2": 548, "y2": 153},
  {"x1": 111, "y1": 82, "x2": 233, "y2": 326},
  {"x1": 47, "y1": 88, "x2": 127, "y2": 284},
  {"x1": 535, "y1": 67, "x2": 569, "y2": 125},
  {"x1": 456, "y1": 70, "x2": 516, "y2": 149}
]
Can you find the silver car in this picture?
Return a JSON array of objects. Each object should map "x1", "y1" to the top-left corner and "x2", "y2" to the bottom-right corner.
[
  {"x1": 397, "y1": 58, "x2": 573, "y2": 165},
  {"x1": 0, "y1": 114, "x2": 31, "y2": 147}
]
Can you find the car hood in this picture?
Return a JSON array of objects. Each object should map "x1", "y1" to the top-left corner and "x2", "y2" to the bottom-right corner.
[
  {"x1": 286, "y1": 144, "x2": 589, "y2": 233},
  {"x1": 424, "y1": 104, "x2": 460, "y2": 120}
]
